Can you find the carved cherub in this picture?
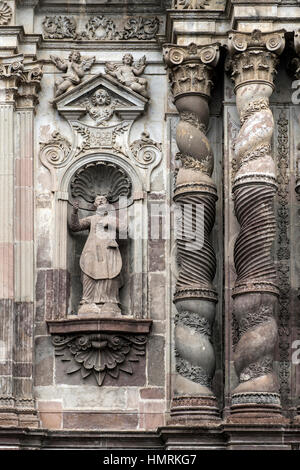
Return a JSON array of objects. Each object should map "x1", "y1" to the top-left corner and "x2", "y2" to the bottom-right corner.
[
  {"x1": 105, "y1": 54, "x2": 148, "y2": 98},
  {"x1": 85, "y1": 88, "x2": 120, "y2": 126},
  {"x1": 51, "y1": 51, "x2": 95, "y2": 97}
]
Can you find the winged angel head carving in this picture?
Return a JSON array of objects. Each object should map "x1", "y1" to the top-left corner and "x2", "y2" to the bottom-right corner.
[{"x1": 51, "y1": 51, "x2": 95, "y2": 97}]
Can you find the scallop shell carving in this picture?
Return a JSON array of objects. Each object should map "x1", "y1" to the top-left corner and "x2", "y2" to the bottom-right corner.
[
  {"x1": 0, "y1": 2, "x2": 12, "y2": 26},
  {"x1": 70, "y1": 162, "x2": 132, "y2": 204}
]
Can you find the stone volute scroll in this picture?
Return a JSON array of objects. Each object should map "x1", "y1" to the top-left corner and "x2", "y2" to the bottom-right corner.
[
  {"x1": 226, "y1": 29, "x2": 285, "y2": 421},
  {"x1": 163, "y1": 42, "x2": 220, "y2": 422}
]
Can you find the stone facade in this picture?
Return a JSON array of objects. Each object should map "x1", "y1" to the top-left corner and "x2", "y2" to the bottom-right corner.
[{"x1": 1, "y1": 0, "x2": 300, "y2": 450}]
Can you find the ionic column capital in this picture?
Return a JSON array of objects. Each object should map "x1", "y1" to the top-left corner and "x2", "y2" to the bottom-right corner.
[{"x1": 163, "y1": 43, "x2": 220, "y2": 100}]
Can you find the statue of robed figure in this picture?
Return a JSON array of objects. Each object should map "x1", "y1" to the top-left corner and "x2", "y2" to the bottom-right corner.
[{"x1": 69, "y1": 195, "x2": 123, "y2": 317}]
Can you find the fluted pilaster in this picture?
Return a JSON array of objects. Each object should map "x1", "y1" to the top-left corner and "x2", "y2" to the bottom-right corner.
[
  {"x1": 0, "y1": 55, "x2": 42, "y2": 427},
  {"x1": 164, "y1": 43, "x2": 220, "y2": 422},
  {"x1": 226, "y1": 30, "x2": 285, "y2": 420}
]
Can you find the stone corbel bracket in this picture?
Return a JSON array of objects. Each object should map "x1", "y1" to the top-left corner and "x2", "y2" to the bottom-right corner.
[{"x1": 47, "y1": 317, "x2": 152, "y2": 386}]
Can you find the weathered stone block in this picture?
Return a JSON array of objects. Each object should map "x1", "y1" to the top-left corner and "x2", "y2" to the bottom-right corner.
[{"x1": 148, "y1": 335, "x2": 165, "y2": 386}]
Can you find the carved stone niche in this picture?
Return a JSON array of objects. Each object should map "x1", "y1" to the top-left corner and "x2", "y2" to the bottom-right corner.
[{"x1": 44, "y1": 71, "x2": 154, "y2": 383}]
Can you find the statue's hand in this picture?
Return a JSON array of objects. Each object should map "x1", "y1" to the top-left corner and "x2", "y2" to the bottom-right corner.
[{"x1": 72, "y1": 200, "x2": 79, "y2": 213}]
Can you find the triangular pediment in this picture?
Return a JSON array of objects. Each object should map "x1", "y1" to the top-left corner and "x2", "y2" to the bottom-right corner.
[{"x1": 52, "y1": 73, "x2": 148, "y2": 122}]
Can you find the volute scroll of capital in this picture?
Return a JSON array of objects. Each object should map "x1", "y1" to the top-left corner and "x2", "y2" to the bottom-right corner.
[
  {"x1": 163, "y1": 43, "x2": 219, "y2": 68},
  {"x1": 228, "y1": 30, "x2": 286, "y2": 55}
]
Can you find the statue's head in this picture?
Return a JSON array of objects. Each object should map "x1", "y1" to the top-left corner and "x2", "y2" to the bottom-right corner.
[
  {"x1": 69, "y1": 51, "x2": 81, "y2": 63},
  {"x1": 91, "y1": 88, "x2": 111, "y2": 107},
  {"x1": 94, "y1": 194, "x2": 109, "y2": 208},
  {"x1": 123, "y1": 53, "x2": 133, "y2": 65}
]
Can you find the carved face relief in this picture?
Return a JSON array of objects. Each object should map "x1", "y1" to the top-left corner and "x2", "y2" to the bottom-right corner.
[
  {"x1": 123, "y1": 54, "x2": 134, "y2": 66},
  {"x1": 91, "y1": 89, "x2": 111, "y2": 107},
  {"x1": 69, "y1": 51, "x2": 81, "y2": 63}
]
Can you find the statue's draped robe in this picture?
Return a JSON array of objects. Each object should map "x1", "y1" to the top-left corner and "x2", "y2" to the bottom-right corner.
[{"x1": 70, "y1": 211, "x2": 122, "y2": 305}]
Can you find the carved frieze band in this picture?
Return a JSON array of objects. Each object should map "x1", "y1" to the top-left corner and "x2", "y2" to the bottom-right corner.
[
  {"x1": 227, "y1": 30, "x2": 285, "y2": 409},
  {"x1": 164, "y1": 43, "x2": 219, "y2": 407},
  {"x1": 43, "y1": 15, "x2": 160, "y2": 40}
]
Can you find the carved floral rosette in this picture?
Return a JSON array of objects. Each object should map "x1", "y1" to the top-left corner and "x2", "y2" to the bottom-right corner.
[
  {"x1": 227, "y1": 30, "x2": 285, "y2": 417},
  {"x1": 164, "y1": 43, "x2": 220, "y2": 420}
]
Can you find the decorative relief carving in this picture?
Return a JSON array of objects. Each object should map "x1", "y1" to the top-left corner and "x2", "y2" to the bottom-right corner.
[
  {"x1": 40, "y1": 131, "x2": 72, "y2": 191},
  {"x1": 0, "y1": 1, "x2": 12, "y2": 25},
  {"x1": 51, "y1": 52, "x2": 95, "y2": 97},
  {"x1": 174, "y1": 311, "x2": 211, "y2": 338},
  {"x1": 85, "y1": 88, "x2": 121, "y2": 126},
  {"x1": 52, "y1": 333, "x2": 147, "y2": 386},
  {"x1": 164, "y1": 43, "x2": 219, "y2": 416},
  {"x1": 43, "y1": 16, "x2": 77, "y2": 39},
  {"x1": 70, "y1": 161, "x2": 131, "y2": 205},
  {"x1": 73, "y1": 121, "x2": 129, "y2": 158},
  {"x1": 0, "y1": 57, "x2": 43, "y2": 106},
  {"x1": 240, "y1": 356, "x2": 273, "y2": 383},
  {"x1": 173, "y1": 0, "x2": 209, "y2": 8},
  {"x1": 175, "y1": 355, "x2": 211, "y2": 388},
  {"x1": 105, "y1": 54, "x2": 148, "y2": 98},
  {"x1": 164, "y1": 44, "x2": 218, "y2": 99},
  {"x1": 227, "y1": 30, "x2": 285, "y2": 411},
  {"x1": 43, "y1": 15, "x2": 160, "y2": 41},
  {"x1": 130, "y1": 131, "x2": 162, "y2": 168},
  {"x1": 276, "y1": 110, "x2": 291, "y2": 405},
  {"x1": 231, "y1": 392, "x2": 281, "y2": 406}
]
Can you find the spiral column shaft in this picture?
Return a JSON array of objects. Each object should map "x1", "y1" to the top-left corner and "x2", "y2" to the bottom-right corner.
[
  {"x1": 227, "y1": 30, "x2": 285, "y2": 419},
  {"x1": 163, "y1": 43, "x2": 220, "y2": 421}
]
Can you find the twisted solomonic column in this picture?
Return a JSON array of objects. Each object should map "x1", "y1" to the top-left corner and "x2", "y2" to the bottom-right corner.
[
  {"x1": 226, "y1": 30, "x2": 285, "y2": 420},
  {"x1": 163, "y1": 43, "x2": 220, "y2": 421}
]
